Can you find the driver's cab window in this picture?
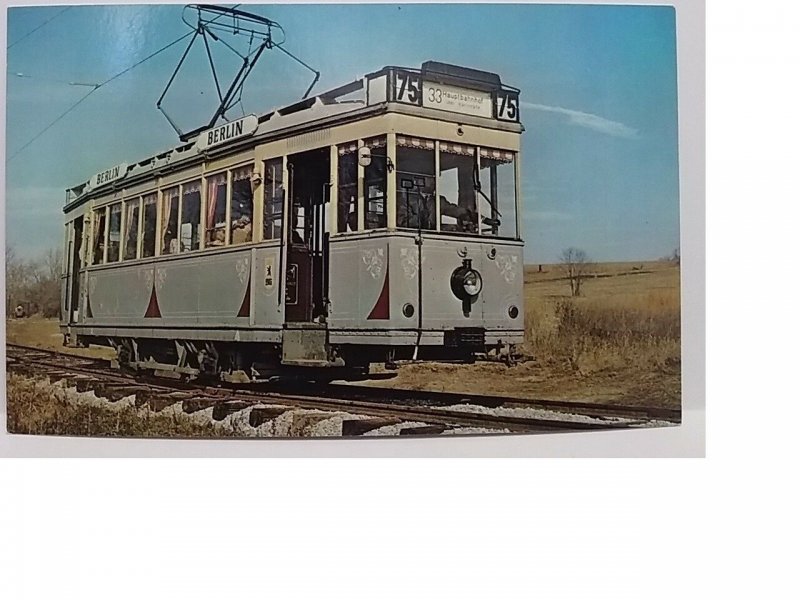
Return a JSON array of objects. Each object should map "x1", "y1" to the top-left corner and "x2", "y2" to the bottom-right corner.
[
  {"x1": 479, "y1": 148, "x2": 517, "y2": 238},
  {"x1": 395, "y1": 136, "x2": 436, "y2": 231},
  {"x1": 438, "y1": 143, "x2": 478, "y2": 234}
]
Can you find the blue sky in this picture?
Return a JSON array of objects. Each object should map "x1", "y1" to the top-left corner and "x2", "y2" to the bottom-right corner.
[{"x1": 4, "y1": 3, "x2": 679, "y2": 263}]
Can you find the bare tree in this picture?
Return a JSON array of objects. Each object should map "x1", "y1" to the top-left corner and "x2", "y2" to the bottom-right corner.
[
  {"x1": 5, "y1": 245, "x2": 63, "y2": 317},
  {"x1": 560, "y1": 247, "x2": 591, "y2": 297},
  {"x1": 33, "y1": 248, "x2": 63, "y2": 317},
  {"x1": 5, "y1": 244, "x2": 33, "y2": 313}
]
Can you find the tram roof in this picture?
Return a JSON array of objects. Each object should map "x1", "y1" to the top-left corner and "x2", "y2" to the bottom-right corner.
[{"x1": 65, "y1": 62, "x2": 521, "y2": 211}]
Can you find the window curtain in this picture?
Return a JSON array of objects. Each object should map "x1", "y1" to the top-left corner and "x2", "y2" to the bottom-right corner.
[
  {"x1": 439, "y1": 141, "x2": 475, "y2": 156},
  {"x1": 232, "y1": 165, "x2": 252, "y2": 183},
  {"x1": 479, "y1": 147, "x2": 514, "y2": 164},
  {"x1": 396, "y1": 135, "x2": 435, "y2": 151},
  {"x1": 206, "y1": 177, "x2": 220, "y2": 228}
]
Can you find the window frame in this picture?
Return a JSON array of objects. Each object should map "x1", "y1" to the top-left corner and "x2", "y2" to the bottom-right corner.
[
  {"x1": 395, "y1": 136, "x2": 438, "y2": 232},
  {"x1": 335, "y1": 142, "x2": 359, "y2": 234},
  {"x1": 107, "y1": 202, "x2": 122, "y2": 263},
  {"x1": 141, "y1": 193, "x2": 158, "y2": 258},
  {"x1": 91, "y1": 206, "x2": 108, "y2": 265},
  {"x1": 388, "y1": 135, "x2": 519, "y2": 240},
  {"x1": 362, "y1": 135, "x2": 388, "y2": 231},
  {"x1": 476, "y1": 147, "x2": 518, "y2": 239},
  {"x1": 263, "y1": 157, "x2": 285, "y2": 241},
  {"x1": 160, "y1": 186, "x2": 181, "y2": 256},
  {"x1": 230, "y1": 164, "x2": 255, "y2": 246},
  {"x1": 179, "y1": 179, "x2": 203, "y2": 253},
  {"x1": 121, "y1": 195, "x2": 142, "y2": 261},
  {"x1": 204, "y1": 170, "x2": 230, "y2": 248}
]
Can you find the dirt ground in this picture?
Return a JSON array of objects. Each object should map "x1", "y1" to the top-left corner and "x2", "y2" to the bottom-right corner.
[
  {"x1": 5, "y1": 261, "x2": 681, "y2": 409},
  {"x1": 5, "y1": 316, "x2": 113, "y2": 360}
]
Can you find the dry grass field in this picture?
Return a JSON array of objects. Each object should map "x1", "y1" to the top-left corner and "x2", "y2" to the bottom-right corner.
[
  {"x1": 382, "y1": 260, "x2": 681, "y2": 408},
  {"x1": 5, "y1": 260, "x2": 681, "y2": 437}
]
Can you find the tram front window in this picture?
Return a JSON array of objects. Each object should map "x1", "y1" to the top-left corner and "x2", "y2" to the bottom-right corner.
[
  {"x1": 478, "y1": 148, "x2": 517, "y2": 238},
  {"x1": 439, "y1": 143, "x2": 478, "y2": 233},
  {"x1": 396, "y1": 136, "x2": 436, "y2": 231}
]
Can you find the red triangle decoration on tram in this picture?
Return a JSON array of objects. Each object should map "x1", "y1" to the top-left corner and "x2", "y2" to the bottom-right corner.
[
  {"x1": 237, "y1": 273, "x2": 251, "y2": 318},
  {"x1": 144, "y1": 283, "x2": 161, "y2": 318},
  {"x1": 367, "y1": 257, "x2": 390, "y2": 320}
]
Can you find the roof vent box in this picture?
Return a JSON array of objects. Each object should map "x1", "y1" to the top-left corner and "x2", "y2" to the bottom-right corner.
[{"x1": 420, "y1": 61, "x2": 502, "y2": 92}]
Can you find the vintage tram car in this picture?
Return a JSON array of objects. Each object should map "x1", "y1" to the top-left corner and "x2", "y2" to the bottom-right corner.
[{"x1": 60, "y1": 61, "x2": 525, "y2": 379}]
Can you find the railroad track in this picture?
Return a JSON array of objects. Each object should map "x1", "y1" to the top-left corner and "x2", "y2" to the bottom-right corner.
[{"x1": 5, "y1": 343, "x2": 679, "y2": 437}]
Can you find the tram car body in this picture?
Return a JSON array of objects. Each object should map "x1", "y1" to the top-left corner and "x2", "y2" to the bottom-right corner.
[{"x1": 60, "y1": 61, "x2": 525, "y2": 379}]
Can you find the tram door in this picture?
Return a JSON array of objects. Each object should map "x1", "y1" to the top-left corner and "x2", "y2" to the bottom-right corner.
[
  {"x1": 65, "y1": 217, "x2": 84, "y2": 324},
  {"x1": 285, "y1": 148, "x2": 329, "y2": 323}
]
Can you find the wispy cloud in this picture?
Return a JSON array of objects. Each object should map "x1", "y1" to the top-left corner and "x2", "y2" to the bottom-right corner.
[
  {"x1": 521, "y1": 102, "x2": 639, "y2": 139},
  {"x1": 523, "y1": 211, "x2": 573, "y2": 223}
]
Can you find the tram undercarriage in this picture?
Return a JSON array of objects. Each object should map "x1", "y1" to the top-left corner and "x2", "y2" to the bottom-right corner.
[{"x1": 69, "y1": 330, "x2": 519, "y2": 383}]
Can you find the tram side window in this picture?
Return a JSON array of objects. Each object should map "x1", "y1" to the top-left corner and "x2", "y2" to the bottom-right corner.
[
  {"x1": 231, "y1": 165, "x2": 254, "y2": 245},
  {"x1": 478, "y1": 149, "x2": 517, "y2": 238},
  {"x1": 263, "y1": 158, "x2": 284, "y2": 240},
  {"x1": 205, "y1": 173, "x2": 228, "y2": 247},
  {"x1": 337, "y1": 143, "x2": 358, "y2": 232},
  {"x1": 364, "y1": 136, "x2": 387, "y2": 230},
  {"x1": 107, "y1": 204, "x2": 122, "y2": 263},
  {"x1": 92, "y1": 208, "x2": 106, "y2": 264},
  {"x1": 439, "y1": 143, "x2": 478, "y2": 234},
  {"x1": 123, "y1": 198, "x2": 140, "y2": 260},
  {"x1": 161, "y1": 187, "x2": 179, "y2": 254},
  {"x1": 181, "y1": 181, "x2": 201, "y2": 252},
  {"x1": 141, "y1": 194, "x2": 157, "y2": 258},
  {"x1": 396, "y1": 136, "x2": 436, "y2": 231}
]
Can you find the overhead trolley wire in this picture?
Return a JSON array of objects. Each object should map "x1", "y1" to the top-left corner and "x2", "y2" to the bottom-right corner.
[
  {"x1": 8, "y1": 72, "x2": 101, "y2": 88},
  {"x1": 7, "y1": 6, "x2": 72, "y2": 50},
  {"x1": 7, "y1": 4, "x2": 243, "y2": 162},
  {"x1": 7, "y1": 30, "x2": 195, "y2": 162}
]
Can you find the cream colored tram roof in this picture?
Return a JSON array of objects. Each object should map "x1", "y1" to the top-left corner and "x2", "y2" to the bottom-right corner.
[
  {"x1": 65, "y1": 91, "x2": 364, "y2": 207},
  {"x1": 65, "y1": 64, "x2": 521, "y2": 210}
]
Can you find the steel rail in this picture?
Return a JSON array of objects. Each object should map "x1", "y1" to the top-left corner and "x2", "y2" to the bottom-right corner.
[{"x1": 6, "y1": 343, "x2": 677, "y2": 432}]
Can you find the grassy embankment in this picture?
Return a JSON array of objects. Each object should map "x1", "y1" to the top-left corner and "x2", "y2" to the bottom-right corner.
[{"x1": 5, "y1": 374, "x2": 227, "y2": 437}]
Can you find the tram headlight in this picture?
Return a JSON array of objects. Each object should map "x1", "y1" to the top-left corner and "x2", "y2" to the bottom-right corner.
[
  {"x1": 451, "y1": 264, "x2": 483, "y2": 300},
  {"x1": 463, "y1": 270, "x2": 483, "y2": 296}
]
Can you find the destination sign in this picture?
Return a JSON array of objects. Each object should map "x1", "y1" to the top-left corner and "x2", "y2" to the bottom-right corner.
[
  {"x1": 392, "y1": 70, "x2": 494, "y2": 119},
  {"x1": 86, "y1": 162, "x2": 127, "y2": 192},
  {"x1": 422, "y1": 82, "x2": 492, "y2": 118},
  {"x1": 195, "y1": 114, "x2": 259, "y2": 151}
]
